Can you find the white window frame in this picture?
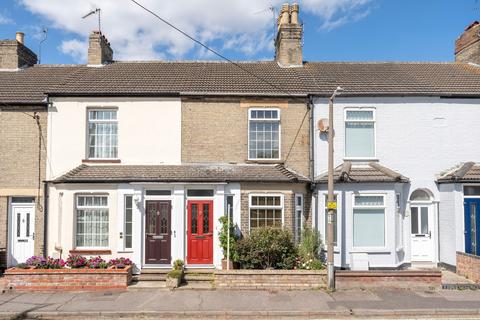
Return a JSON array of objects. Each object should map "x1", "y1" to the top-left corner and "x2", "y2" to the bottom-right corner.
[
  {"x1": 75, "y1": 194, "x2": 110, "y2": 249},
  {"x1": 247, "y1": 108, "x2": 281, "y2": 161},
  {"x1": 86, "y1": 108, "x2": 119, "y2": 160},
  {"x1": 344, "y1": 107, "x2": 377, "y2": 160},
  {"x1": 124, "y1": 195, "x2": 133, "y2": 251},
  {"x1": 294, "y1": 193, "x2": 304, "y2": 244},
  {"x1": 248, "y1": 193, "x2": 284, "y2": 231},
  {"x1": 352, "y1": 193, "x2": 387, "y2": 250}
]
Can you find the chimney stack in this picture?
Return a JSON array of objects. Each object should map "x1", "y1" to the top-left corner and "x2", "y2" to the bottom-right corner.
[
  {"x1": 455, "y1": 21, "x2": 480, "y2": 64},
  {"x1": 0, "y1": 31, "x2": 37, "y2": 69},
  {"x1": 87, "y1": 31, "x2": 113, "y2": 65},
  {"x1": 275, "y1": 3, "x2": 303, "y2": 68}
]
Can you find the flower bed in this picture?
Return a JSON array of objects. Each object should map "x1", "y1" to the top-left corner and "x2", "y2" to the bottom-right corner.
[{"x1": 3, "y1": 255, "x2": 133, "y2": 292}]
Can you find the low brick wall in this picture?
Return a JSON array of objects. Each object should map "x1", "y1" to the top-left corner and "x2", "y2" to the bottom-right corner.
[
  {"x1": 335, "y1": 270, "x2": 442, "y2": 290},
  {"x1": 214, "y1": 270, "x2": 327, "y2": 290},
  {"x1": 3, "y1": 266, "x2": 132, "y2": 291},
  {"x1": 457, "y1": 252, "x2": 480, "y2": 283}
]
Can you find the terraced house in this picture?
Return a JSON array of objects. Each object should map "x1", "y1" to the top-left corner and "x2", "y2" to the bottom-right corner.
[{"x1": 1, "y1": 3, "x2": 480, "y2": 277}]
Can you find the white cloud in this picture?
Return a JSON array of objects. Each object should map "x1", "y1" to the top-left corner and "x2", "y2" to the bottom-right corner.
[
  {"x1": 19, "y1": 0, "x2": 373, "y2": 62},
  {"x1": 0, "y1": 13, "x2": 13, "y2": 25}
]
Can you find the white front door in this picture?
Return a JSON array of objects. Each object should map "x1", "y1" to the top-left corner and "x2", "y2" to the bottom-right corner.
[
  {"x1": 410, "y1": 205, "x2": 433, "y2": 262},
  {"x1": 10, "y1": 204, "x2": 35, "y2": 265}
]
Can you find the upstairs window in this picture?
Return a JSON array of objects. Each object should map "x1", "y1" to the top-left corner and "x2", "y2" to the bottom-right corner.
[
  {"x1": 88, "y1": 109, "x2": 118, "y2": 159},
  {"x1": 345, "y1": 109, "x2": 375, "y2": 158},
  {"x1": 248, "y1": 109, "x2": 280, "y2": 160}
]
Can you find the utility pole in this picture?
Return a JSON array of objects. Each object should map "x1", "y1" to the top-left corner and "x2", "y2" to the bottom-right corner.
[{"x1": 327, "y1": 86, "x2": 344, "y2": 290}]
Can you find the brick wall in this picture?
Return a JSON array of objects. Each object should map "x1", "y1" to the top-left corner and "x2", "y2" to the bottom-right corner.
[
  {"x1": 456, "y1": 252, "x2": 480, "y2": 283},
  {"x1": 215, "y1": 270, "x2": 326, "y2": 290},
  {"x1": 335, "y1": 270, "x2": 442, "y2": 290},
  {"x1": 239, "y1": 183, "x2": 309, "y2": 237},
  {"x1": 181, "y1": 98, "x2": 310, "y2": 178},
  {"x1": 0, "y1": 107, "x2": 47, "y2": 261},
  {"x1": 3, "y1": 267, "x2": 132, "y2": 291}
]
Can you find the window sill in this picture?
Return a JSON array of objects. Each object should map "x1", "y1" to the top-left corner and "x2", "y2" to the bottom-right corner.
[
  {"x1": 343, "y1": 158, "x2": 379, "y2": 162},
  {"x1": 70, "y1": 249, "x2": 112, "y2": 255},
  {"x1": 82, "y1": 159, "x2": 121, "y2": 164},
  {"x1": 350, "y1": 248, "x2": 390, "y2": 254},
  {"x1": 246, "y1": 159, "x2": 284, "y2": 164}
]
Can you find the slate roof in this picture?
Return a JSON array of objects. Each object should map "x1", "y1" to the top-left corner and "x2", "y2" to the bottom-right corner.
[
  {"x1": 3, "y1": 60, "x2": 480, "y2": 105},
  {"x1": 315, "y1": 162, "x2": 409, "y2": 183},
  {"x1": 53, "y1": 163, "x2": 309, "y2": 184},
  {"x1": 437, "y1": 162, "x2": 480, "y2": 183}
]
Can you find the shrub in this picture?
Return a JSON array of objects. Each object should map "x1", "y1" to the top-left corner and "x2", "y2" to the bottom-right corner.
[
  {"x1": 173, "y1": 259, "x2": 184, "y2": 271},
  {"x1": 66, "y1": 254, "x2": 87, "y2": 268},
  {"x1": 236, "y1": 228, "x2": 297, "y2": 269},
  {"x1": 218, "y1": 216, "x2": 239, "y2": 262},
  {"x1": 26, "y1": 256, "x2": 46, "y2": 268},
  {"x1": 167, "y1": 269, "x2": 183, "y2": 279},
  {"x1": 296, "y1": 228, "x2": 324, "y2": 270},
  {"x1": 87, "y1": 256, "x2": 108, "y2": 269},
  {"x1": 16, "y1": 263, "x2": 29, "y2": 269}
]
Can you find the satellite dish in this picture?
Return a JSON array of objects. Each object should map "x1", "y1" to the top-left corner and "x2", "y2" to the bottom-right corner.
[{"x1": 318, "y1": 118, "x2": 329, "y2": 132}]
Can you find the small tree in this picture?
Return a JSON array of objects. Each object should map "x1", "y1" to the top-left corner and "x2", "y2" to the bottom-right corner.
[{"x1": 218, "y1": 216, "x2": 239, "y2": 262}]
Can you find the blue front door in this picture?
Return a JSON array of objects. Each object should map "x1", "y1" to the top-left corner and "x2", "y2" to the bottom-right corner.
[{"x1": 464, "y1": 198, "x2": 480, "y2": 256}]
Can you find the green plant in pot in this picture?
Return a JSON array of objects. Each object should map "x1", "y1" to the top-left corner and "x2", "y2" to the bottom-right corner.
[
  {"x1": 166, "y1": 259, "x2": 184, "y2": 289},
  {"x1": 218, "y1": 215, "x2": 239, "y2": 270}
]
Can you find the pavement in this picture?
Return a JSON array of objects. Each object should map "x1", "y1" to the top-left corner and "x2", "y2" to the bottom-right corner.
[{"x1": 0, "y1": 287, "x2": 480, "y2": 319}]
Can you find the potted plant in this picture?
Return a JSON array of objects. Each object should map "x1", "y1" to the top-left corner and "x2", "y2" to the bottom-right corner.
[
  {"x1": 218, "y1": 216, "x2": 239, "y2": 270},
  {"x1": 166, "y1": 259, "x2": 184, "y2": 289}
]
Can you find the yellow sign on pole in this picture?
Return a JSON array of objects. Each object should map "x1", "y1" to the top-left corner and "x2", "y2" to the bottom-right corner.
[{"x1": 327, "y1": 201, "x2": 337, "y2": 210}]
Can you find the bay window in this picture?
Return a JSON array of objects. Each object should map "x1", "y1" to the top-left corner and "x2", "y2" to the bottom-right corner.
[
  {"x1": 76, "y1": 195, "x2": 109, "y2": 248},
  {"x1": 353, "y1": 195, "x2": 385, "y2": 248},
  {"x1": 249, "y1": 195, "x2": 283, "y2": 230}
]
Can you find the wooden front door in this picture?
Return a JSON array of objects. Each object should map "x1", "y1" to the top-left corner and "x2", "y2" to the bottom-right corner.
[
  {"x1": 187, "y1": 200, "x2": 213, "y2": 264},
  {"x1": 145, "y1": 200, "x2": 171, "y2": 264}
]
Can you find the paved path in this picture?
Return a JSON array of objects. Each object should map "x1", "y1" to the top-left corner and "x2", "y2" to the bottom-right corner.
[{"x1": 0, "y1": 288, "x2": 479, "y2": 319}]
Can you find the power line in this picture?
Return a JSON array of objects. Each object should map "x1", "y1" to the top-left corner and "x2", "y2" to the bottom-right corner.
[
  {"x1": 128, "y1": 0, "x2": 304, "y2": 102},
  {"x1": 128, "y1": 0, "x2": 311, "y2": 165}
]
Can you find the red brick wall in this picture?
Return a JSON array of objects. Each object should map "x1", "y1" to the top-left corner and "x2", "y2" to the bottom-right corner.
[
  {"x1": 3, "y1": 267, "x2": 132, "y2": 291},
  {"x1": 335, "y1": 270, "x2": 442, "y2": 290},
  {"x1": 457, "y1": 252, "x2": 480, "y2": 283},
  {"x1": 215, "y1": 270, "x2": 326, "y2": 290}
]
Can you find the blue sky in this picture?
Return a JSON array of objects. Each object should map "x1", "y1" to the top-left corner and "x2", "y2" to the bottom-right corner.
[{"x1": 0, "y1": 0, "x2": 477, "y2": 64}]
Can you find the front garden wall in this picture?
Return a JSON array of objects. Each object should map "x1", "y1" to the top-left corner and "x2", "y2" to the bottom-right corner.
[
  {"x1": 457, "y1": 252, "x2": 480, "y2": 283},
  {"x1": 214, "y1": 269, "x2": 327, "y2": 290},
  {"x1": 335, "y1": 270, "x2": 442, "y2": 290},
  {"x1": 3, "y1": 266, "x2": 132, "y2": 291}
]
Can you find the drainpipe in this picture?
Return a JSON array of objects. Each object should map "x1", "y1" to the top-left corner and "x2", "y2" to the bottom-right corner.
[
  {"x1": 308, "y1": 96, "x2": 318, "y2": 229},
  {"x1": 43, "y1": 181, "x2": 49, "y2": 258}
]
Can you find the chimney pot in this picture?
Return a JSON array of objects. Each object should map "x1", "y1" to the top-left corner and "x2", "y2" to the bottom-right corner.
[
  {"x1": 275, "y1": 3, "x2": 303, "y2": 67},
  {"x1": 290, "y1": 3, "x2": 299, "y2": 25},
  {"x1": 16, "y1": 32, "x2": 25, "y2": 45}
]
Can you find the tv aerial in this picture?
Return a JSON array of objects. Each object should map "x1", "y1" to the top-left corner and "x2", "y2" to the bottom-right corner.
[{"x1": 82, "y1": 8, "x2": 101, "y2": 32}]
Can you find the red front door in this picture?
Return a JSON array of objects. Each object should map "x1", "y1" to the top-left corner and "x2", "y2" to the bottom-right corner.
[{"x1": 187, "y1": 200, "x2": 213, "y2": 264}]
